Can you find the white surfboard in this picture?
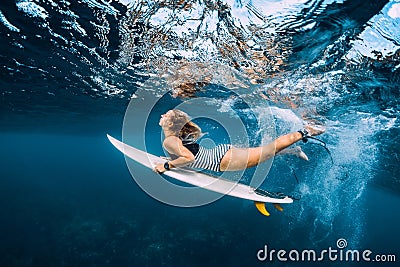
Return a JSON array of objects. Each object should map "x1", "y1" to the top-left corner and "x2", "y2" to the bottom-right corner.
[{"x1": 107, "y1": 134, "x2": 293, "y2": 216}]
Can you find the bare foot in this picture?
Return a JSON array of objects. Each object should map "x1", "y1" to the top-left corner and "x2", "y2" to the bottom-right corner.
[
  {"x1": 305, "y1": 125, "x2": 325, "y2": 136},
  {"x1": 295, "y1": 146, "x2": 309, "y2": 161},
  {"x1": 278, "y1": 146, "x2": 309, "y2": 161}
]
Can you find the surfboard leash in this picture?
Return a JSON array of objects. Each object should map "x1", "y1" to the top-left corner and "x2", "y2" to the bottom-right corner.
[
  {"x1": 284, "y1": 135, "x2": 334, "y2": 200},
  {"x1": 304, "y1": 136, "x2": 334, "y2": 165},
  {"x1": 298, "y1": 128, "x2": 334, "y2": 164}
]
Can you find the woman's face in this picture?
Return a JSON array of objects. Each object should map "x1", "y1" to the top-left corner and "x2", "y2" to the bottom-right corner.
[{"x1": 159, "y1": 110, "x2": 174, "y2": 128}]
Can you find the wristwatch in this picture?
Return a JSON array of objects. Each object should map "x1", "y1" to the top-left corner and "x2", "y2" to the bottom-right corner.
[
  {"x1": 297, "y1": 129, "x2": 309, "y2": 143},
  {"x1": 164, "y1": 161, "x2": 171, "y2": 171}
]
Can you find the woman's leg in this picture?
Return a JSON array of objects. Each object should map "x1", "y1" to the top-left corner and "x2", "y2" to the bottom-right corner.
[{"x1": 219, "y1": 126, "x2": 324, "y2": 171}]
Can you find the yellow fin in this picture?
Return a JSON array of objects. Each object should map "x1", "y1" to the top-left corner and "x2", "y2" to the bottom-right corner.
[
  {"x1": 255, "y1": 201, "x2": 270, "y2": 216},
  {"x1": 273, "y1": 203, "x2": 283, "y2": 212}
]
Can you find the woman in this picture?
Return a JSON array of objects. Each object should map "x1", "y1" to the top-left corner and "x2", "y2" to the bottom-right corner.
[{"x1": 154, "y1": 109, "x2": 324, "y2": 173}]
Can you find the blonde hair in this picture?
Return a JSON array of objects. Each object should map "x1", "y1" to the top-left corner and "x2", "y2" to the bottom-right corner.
[{"x1": 169, "y1": 109, "x2": 202, "y2": 143}]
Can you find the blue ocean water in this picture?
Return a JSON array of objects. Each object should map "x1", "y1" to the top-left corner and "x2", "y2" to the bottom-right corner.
[{"x1": 1, "y1": 0, "x2": 399, "y2": 266}]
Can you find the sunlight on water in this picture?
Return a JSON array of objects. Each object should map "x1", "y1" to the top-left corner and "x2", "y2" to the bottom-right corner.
[
  {"x1": 16, "y1": 1, "x2": 48, "y2": 19},
  {"x1": 346, "y1": 0, "x2": 400, "y2": 62}
]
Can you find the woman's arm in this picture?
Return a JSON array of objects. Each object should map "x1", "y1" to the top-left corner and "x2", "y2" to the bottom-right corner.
[{"x1": 154, "y1": 136, "x2": 195, "y2": 173}]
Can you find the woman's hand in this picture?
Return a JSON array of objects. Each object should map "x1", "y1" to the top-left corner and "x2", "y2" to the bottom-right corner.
[{"x1": 153, "y1": 163, "x2": 166, "y2": 173}]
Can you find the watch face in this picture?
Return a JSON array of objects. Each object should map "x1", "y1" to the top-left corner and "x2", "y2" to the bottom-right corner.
[{"x1": 164, "y1": 162, "x2": 170, "y2": 170}]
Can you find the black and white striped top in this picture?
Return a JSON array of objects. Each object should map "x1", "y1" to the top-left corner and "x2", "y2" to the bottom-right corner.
[{"x1": 186, "y1": 144, "x2": 232, "y2": 172}]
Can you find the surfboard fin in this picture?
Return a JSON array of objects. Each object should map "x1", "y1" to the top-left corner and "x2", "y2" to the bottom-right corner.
[
  {"x1": 255, "y1": 202, "x2": 270, "y2": 216},
  {"x1": 273, "y1": 203, "x2": 284, "y2": 212}
]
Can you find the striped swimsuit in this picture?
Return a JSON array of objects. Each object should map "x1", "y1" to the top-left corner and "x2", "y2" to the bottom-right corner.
[{"x1": 170, "y1": 142, "x2": 232, "y2": 172}]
